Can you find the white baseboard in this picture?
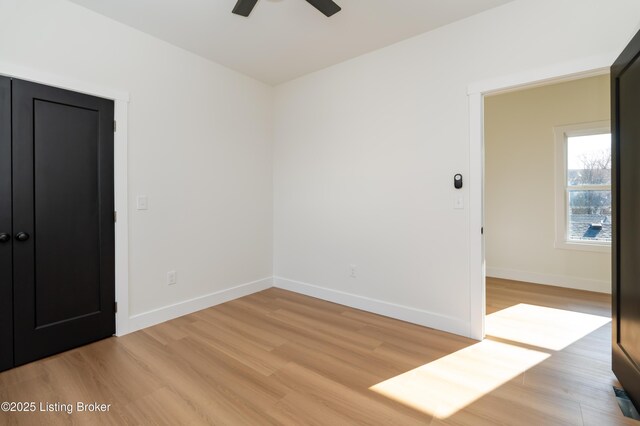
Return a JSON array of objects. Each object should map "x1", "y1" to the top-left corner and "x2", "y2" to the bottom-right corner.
[
  {"x1": 486, "y1": 267, "x2": 610, "y2": 294},
  {"x1": 124, "y1": 277, "x2": 273, "y2": 335},
  {"x1": 122, "y1": 276, "x2": 474, "y2": 340},
  {"x1": 273, "y1": 277, "x2": 472, "y2": 339}
]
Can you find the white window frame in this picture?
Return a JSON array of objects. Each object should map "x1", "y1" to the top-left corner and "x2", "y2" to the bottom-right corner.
[{"x1": 554, "y1": 121, "x2": 611, "y2": 253}]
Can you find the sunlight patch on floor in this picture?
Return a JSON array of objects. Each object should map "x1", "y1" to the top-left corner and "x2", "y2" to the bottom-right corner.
[
  {"x1": 486, "y1": 303, "x2": 611, "y2": 351},
  {"x1": 369, "y1": 339, "x2": 549, "y2": 419}
]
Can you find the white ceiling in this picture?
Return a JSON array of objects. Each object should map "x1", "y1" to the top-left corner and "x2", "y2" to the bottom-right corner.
[{"x1": 68, "y1": 0, "x2": 513, "y2": 85}]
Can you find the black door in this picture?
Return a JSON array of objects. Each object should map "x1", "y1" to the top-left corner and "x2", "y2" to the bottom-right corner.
[
  {"x1": 612, "y1": 30, "x2": 640, "y2": 407},
  {"x1": 0, "y1": 76, "x2": 13, "y2": 372},
  {"x1": 10, "y1": 79, "x2": 115, "y2": 367}
]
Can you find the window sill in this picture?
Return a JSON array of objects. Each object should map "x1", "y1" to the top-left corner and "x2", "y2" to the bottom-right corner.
[{"x1": 555, "y1": 240, "x2": 611, "y2": 253}]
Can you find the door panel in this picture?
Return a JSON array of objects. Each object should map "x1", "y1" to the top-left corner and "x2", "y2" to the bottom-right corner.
[
  {"x1": 612, "y1": 29, "x2": 640, "y2": 408},
  {"x1": 34, "y1": 100, "x2": 101, "y2": 326},
  {"x1": 618, "y1": 59, "x2": 640, "y2": 367},
  {"x1": 0, "y1": 76, "x2": 12, "y2": 372},
  {"x1": 12, "y1": 79, "x2": 115, "y2": 366}
]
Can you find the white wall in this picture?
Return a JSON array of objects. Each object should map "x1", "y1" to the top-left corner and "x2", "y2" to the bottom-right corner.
[
  {"x1": 273, "y1": 0, "x2": 640, "y2": 337},
  {"x1": 0, "y1": 0, "x2": 274, "y2": 328},
  {"x1": 485, "y1": 75, "x2": 611, "y2": 293},
  {"x1": 2, "y1": 0, "x2": 638, "y2": 340}
]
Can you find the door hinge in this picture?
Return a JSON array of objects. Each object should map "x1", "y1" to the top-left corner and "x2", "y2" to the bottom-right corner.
[
  {"x1": 114, "y1": 211, "x2": 117, "y2": 222},
  {"x1": 114, "y1": 302, "x2": 118, "y2": 313},
  {"x1": 113, "y1": 120, "x2": 117, "y2": 133}
]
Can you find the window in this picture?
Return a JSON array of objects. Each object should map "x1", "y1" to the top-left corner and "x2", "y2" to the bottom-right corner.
[{"x1": 554, "y1": 122, "x2": 611, "y2": 252}]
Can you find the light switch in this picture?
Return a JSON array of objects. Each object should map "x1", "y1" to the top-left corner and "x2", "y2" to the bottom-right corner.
[
  {"x1": 136, "y1": 195, "x2": 148, "y2": 210},
  {"x1": 454, "y1": 196, "x2": 464, "y2": 209}
]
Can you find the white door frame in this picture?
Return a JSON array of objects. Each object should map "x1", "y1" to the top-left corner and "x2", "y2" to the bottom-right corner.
[
  {"x1": 0, "y1": 61, "x2": 131, "y2": 336},
  {"x1": 467, "y1": 54, "x2": 614, "y2": 340}
]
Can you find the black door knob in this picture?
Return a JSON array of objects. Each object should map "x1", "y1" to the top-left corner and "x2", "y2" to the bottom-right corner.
[
  {"x1": 0, "y1": 233, "x2": 9, "y2": 243},
  {"x1": 15, "y1": 232, "x2": 29, "y2": 242}
]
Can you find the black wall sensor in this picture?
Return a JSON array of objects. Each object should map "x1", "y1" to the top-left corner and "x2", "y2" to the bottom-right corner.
[{"x1": 454, "y1": 174, "x2": 463, "y2": 189}]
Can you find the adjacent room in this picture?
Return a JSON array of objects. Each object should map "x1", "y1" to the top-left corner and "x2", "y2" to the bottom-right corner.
[
  {"x1": 481, "y1": 74, "x2": 625, "y2": 423},
  {"x1": 1, "y1": 0, "x2": 639, "y2": 424},
  {"x1": 485, "y1": 74, "x2": 612, "y2": 294}
]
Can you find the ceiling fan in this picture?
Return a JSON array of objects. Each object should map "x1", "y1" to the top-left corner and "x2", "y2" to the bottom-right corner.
[{"x1": 232, "y1": 0, "x2": 341, "y2": 18}]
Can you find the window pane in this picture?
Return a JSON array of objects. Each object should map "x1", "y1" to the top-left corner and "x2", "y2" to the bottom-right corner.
[
  {"x1": 568, "y1": 190, "x2": 611, "y2": 242},
  {"x1": 567, "y1": 133, "x2": 611, "y2": 186}
]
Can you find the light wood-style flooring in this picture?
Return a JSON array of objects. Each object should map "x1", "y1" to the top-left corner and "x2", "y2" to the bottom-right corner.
[{"x1": 0, "y1": 278, "x2": 633, "y2": 425}]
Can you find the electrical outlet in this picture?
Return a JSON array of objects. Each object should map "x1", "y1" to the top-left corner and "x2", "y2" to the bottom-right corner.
[
  {"x1": 136, "y1": 195, "x2": 148, "y2": 210},
  {"x1": 350, "y1": 264, "x2": 357, "y2": 278},
  {"x1": 167, "y1": 270, "x2": 177, "y2": 285}
]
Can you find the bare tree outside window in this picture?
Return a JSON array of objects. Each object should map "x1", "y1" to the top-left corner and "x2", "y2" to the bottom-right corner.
[
  {"x1": 566, "y1": 133, "x2": 612, "y2": 242},
  {"x1": 568, "y1": 149, "x2": 611, "y2": 216}
]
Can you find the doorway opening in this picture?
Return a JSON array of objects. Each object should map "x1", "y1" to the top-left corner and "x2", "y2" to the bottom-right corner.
[
  {"x1": 474, "y1": 72, "x2": 633, "y2": 421},
  {"x1": 467, "y1": 56, "x2": 614, "y2": 341}
]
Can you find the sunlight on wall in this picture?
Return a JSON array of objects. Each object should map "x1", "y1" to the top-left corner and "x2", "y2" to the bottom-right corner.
[
  {"x1": 369, "y1": 339, "x2": 549, "y2": 419},
  {"x1": 486, "y1": 304, "x2": 610, "y2": 351}
]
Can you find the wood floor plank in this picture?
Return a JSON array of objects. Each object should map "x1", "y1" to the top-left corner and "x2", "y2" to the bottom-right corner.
[
  {"x1": 580, "y1": 403, "x2": 639, "y2": 426},
  {"x1": 268, "y1": 307, "x2": 383, "y2": 350},
  {"x1": 273, "y1": 362, "x2": 431, "y2": 425},
  {"x1": 523, "y1": 366, "x2": 622, "y2": 414},
  {"x1": 191, "y1": 308, "x2": 288, "y2": 350},
  {"x1": 432, "y1": 379, "x2": 583, "y2": 426}
]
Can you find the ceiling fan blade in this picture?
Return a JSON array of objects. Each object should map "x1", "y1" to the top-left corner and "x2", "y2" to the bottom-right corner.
[
  {"x1": 305, "y1": 0, "x2": 341, "y2": 17},
  {"x1": 232, "y1": 0, "x2": 259, "y2": 17}
]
